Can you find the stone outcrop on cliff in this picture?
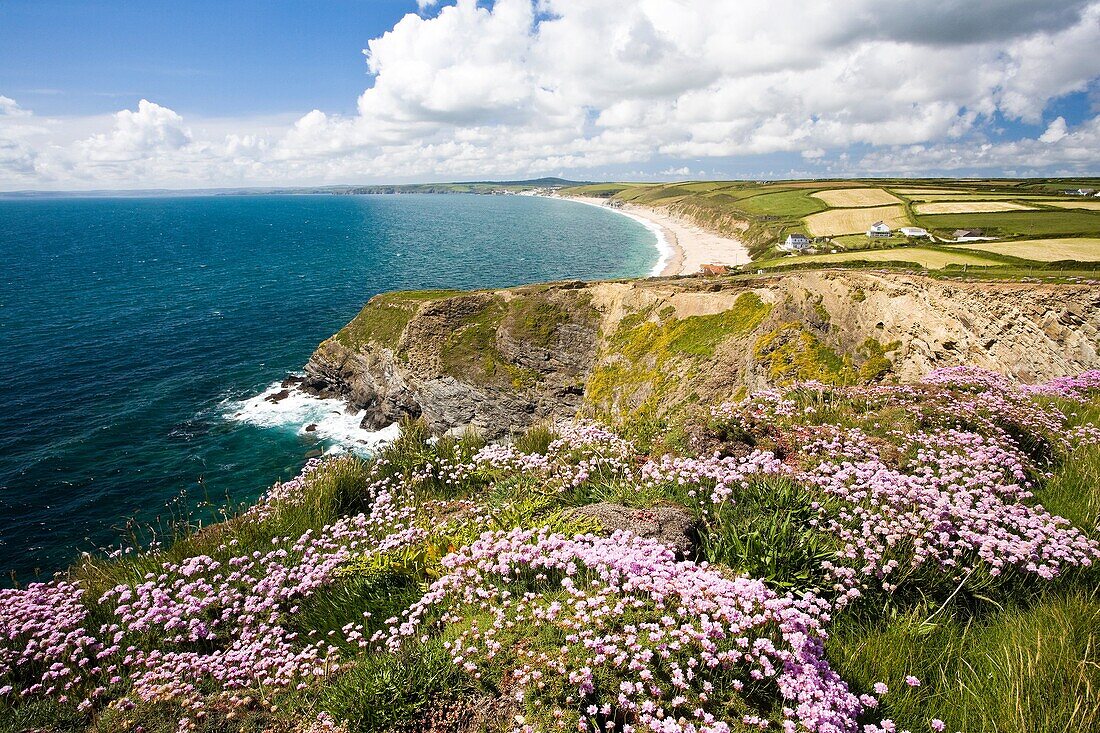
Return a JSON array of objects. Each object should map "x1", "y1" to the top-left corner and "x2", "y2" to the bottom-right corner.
[{"x1": 304, "y1": 273, "x2": 1100, "y2": 438}]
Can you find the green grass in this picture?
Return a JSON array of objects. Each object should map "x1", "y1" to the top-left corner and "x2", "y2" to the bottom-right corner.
[
  {"x1": 829, "y1": 587, "x2": 1100, "y2": 733},
  {"x1": 697, "y1": 476, "x2": 838, "y2": 590},
  {"x1": 586, "y1": 293, "x2": 772, "y2": 415},
  {"x1": 438, "y1": 297, "x2": 539, "y2": 389},
  {"x1": 916, "y1": 210, "x2": 1100, "y2": 238},
  {"x1": 504, "y1": 291, "x2": 594, "y2": 349},
  {"x1": 319, "y1": 639, "x2": 478, "y2": 731},
  {"x1": 334, "y1": 290, "x2": 465, "y2": 350},
  {"x1": 734, "y1": 189, "x2": 828, "y2": 218}
]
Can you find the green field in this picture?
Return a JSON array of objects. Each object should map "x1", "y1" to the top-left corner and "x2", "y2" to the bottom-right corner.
[
  {"x1": 560, "y1": 177, "x2": 1100, "y2": 266},
  {"x1": 915, "y1": 210, "x2": 1100, "y2": 238},
  {"x1": 734, "y1": 189, "x2": 828, "y2": 217}
]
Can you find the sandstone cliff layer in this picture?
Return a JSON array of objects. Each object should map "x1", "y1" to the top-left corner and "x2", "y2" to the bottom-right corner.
[{"x1": 303, "y1": 272, "x2": 1100, "y2": 438}]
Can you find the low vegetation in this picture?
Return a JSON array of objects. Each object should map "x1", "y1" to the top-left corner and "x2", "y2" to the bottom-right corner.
[
  {"x1": 334, "y1": 290, "x2": 464, "y2": 350},
  {"x1": 4, "y1": 367, "x2": 1100, "y2": 733},
  {"x1": 439, "y1": 297, "x2": 539, "y2": 389},
  {"x1": 585, "y1": 293, "x2": 771, "y2": 419}
]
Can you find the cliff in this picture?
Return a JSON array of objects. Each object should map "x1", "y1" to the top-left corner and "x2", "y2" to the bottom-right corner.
[{"x1": 303, "y1": 272, "x2": 1100, "y2": 438}]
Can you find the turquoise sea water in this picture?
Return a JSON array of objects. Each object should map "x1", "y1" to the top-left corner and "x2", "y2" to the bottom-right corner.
[{"x1": 0, "y1": 193, "x2": 656, "y2": 581}]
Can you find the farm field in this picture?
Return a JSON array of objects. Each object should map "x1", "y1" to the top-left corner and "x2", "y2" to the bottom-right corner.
[
  {"x1": 803, "y1": 204, "x2": 909, "y2": 236},
  {"x1": 561, "y1": 177, "x2": 1100, "y2": 262},
  {"x1": 735, "y1": 189, "x2": 827, "y2": 217},
  {"x1": 760, "y1": 246, "x2": 1002, "y2": 269},
  {"x1": 1042, "y1": 200, "x2": 1100, "y2": 211},
  {"x1": 902, "y1": 194, "x2": 1073, "y2": 202},
  {"x1": 891, "y1": 188, "x2": 970, "y2": 195},
  {"x1": 811, "y1": 187, "x2": 901, "y2": 207},
  {"x1": 914, "y1": 201, "x2": 1037, "y2": 214},
  {"x1": 953, "y1": 238, "x2": 1100, "y2": 262},
  {"x1": 915, "y1": 210, "x2": 1100, "y2": 238}
]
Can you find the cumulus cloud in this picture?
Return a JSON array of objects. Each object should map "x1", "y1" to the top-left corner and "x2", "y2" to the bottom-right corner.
[
  {"x1": 3, "y1": 0, "x2": 1099, "y2": 189},
  {"x1": 79, "y1": 99, "x2": 192, "y2": 161}
]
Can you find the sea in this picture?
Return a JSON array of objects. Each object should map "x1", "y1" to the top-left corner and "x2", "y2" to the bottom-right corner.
[{"x1": 0, "y1": 193, "x2": 658, "y2": 582}]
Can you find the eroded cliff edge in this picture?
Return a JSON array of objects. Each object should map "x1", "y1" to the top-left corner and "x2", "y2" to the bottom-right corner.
[{"x1": 303, "y1": 272, "x2": 1100, "y2": 438}]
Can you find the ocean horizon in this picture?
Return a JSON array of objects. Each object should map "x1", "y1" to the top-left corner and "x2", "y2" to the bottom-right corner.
[{"x1": 0, "y1": 192, "x2": 658, "y2": 581}]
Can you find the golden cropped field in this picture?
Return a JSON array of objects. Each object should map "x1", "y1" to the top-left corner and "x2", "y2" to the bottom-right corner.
[
  {"x1": 811, "y1": 188, "x2": 902, "y2": 207},
  {"x1": 1041, "y1": 200, "x2": 1100, "y2": 211},
  {"x1": 891, "y1": 188, "x2": 970, "y2": 195},
  {"x1": 771, "y1": 247, "x2": 1001, "y2": 269},
  {"x1": 803, "y1": 204, "x2": 909, "y2": 236},
  {"x1": 913, "y1": 201, "x2": 1037, "y2": 214},
  {"x1": 954, "y1": 238, "x2": 1100, "y2": 261}
]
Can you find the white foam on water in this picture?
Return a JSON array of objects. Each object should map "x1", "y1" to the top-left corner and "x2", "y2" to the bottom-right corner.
[{"x1": 225, "y1": 379, "x2": 399, "y2": 454}]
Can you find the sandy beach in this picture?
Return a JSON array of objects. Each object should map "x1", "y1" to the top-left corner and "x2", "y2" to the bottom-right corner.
[{"x1": 560, "y1": 195, "x2": 751, "y2": 276}]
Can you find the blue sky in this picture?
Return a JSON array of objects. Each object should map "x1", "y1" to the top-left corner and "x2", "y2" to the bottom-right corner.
[
  {"x1": 0, "y1": 1, "x2": 415, "y2": 117},
  {"x1": 1, "y1": 0, "x2": 1098, "y2": 189}
]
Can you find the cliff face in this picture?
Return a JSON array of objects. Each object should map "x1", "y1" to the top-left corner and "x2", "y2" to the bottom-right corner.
[{"x1": 303, "y1": 273, "x2": 1100, "y2": 438}]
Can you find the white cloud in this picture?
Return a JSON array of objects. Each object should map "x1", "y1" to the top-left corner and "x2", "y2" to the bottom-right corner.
[
  {"x1": 859, "y1": 115, "x2": 1100, "y2": 173},
  {"x1": 0, "y1": 96, "x2": 31, "y2": 117},
  {"x1": 1040, "y1": 117, "x2": 1069, "y2": 143},
  {"x1": 78, "y1": 99, "x2": 192, "y2": 161},
  {"x1": 2, "y1": 0, "x2": 1099, "y2": 189}
]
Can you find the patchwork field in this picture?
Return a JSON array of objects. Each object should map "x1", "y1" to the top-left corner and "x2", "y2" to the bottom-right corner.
[
  {"x1": 811, "y1": 187, "x2": 901, "y2": 207},
  {"x1": 914, "y1": 201, "x2": 1037, "y2": 214},
  {"x1": 915, "y1": 210, "x2": 1100, "y2": 238},
  {"x1": 953, "y1": 238, "x2": 1100, "y2": 262},
  {"x1": 803, "y1": 204, "x2": 909, "y2": 236},
  {"x1": 1042, "y1": 200, "x2": 1100, "y2": 211},
  {"x1": 561, "y1": 177, "x2": 1100, "y2": 264},
  {"x1": 764, "y1": 246, "x2": 1002, "y2": 269}
]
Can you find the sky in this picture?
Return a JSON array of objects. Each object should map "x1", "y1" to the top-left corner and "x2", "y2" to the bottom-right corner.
[{"x1": 1, "y1": 0, "x2": 1099, "y2": 190}]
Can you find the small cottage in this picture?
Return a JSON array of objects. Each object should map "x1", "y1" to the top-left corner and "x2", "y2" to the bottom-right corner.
[
  {"x1": 866, "y1": 221, "x2": 891, "y2": 238},
  {"x1": 781, "y1": 233, "x2": 810, "y2": 251},
  {"x1": 899, "y1": 226, "x2": 929, "y2": 238},
  {"x1": 700, "y1": 264, "x2": 731, "y2": 276}
]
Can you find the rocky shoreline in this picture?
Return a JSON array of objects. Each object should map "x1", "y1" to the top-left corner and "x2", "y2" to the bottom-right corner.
[{"x1": 299, "y1": 271, "x2": 1100, "y2": 439}]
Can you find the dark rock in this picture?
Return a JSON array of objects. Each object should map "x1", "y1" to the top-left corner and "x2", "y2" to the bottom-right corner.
[
  {"x1": 265, "y1": 389, "x2": 291, "y2": 403},
  {"x1": 281, "y1": 374, "x2": 305, "y2": 389},
  {"x1": 303, "y1": 449, "x2": 323, "y2": 459},
  {"x1": 304, "y1": 423, "x2": 317, "y2": 432},
  {"x1": 568, "y1": 502, "x2": 696, "y2": 557}
]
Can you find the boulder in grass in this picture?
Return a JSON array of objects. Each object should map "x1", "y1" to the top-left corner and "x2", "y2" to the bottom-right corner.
[{"x1": 568, "y1": 502, "x2": 695, "y2": 557}]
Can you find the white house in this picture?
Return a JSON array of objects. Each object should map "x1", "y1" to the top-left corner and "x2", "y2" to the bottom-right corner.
[
  {"x1": 899, "y1": 226, "x2": 929, "y2": 238},
  {"x1": 781, "y1": 233, "x2": 810, "y2": 251},
  {"x1": 867, "y1": 221, "x2": 892, "y2": 238}
]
